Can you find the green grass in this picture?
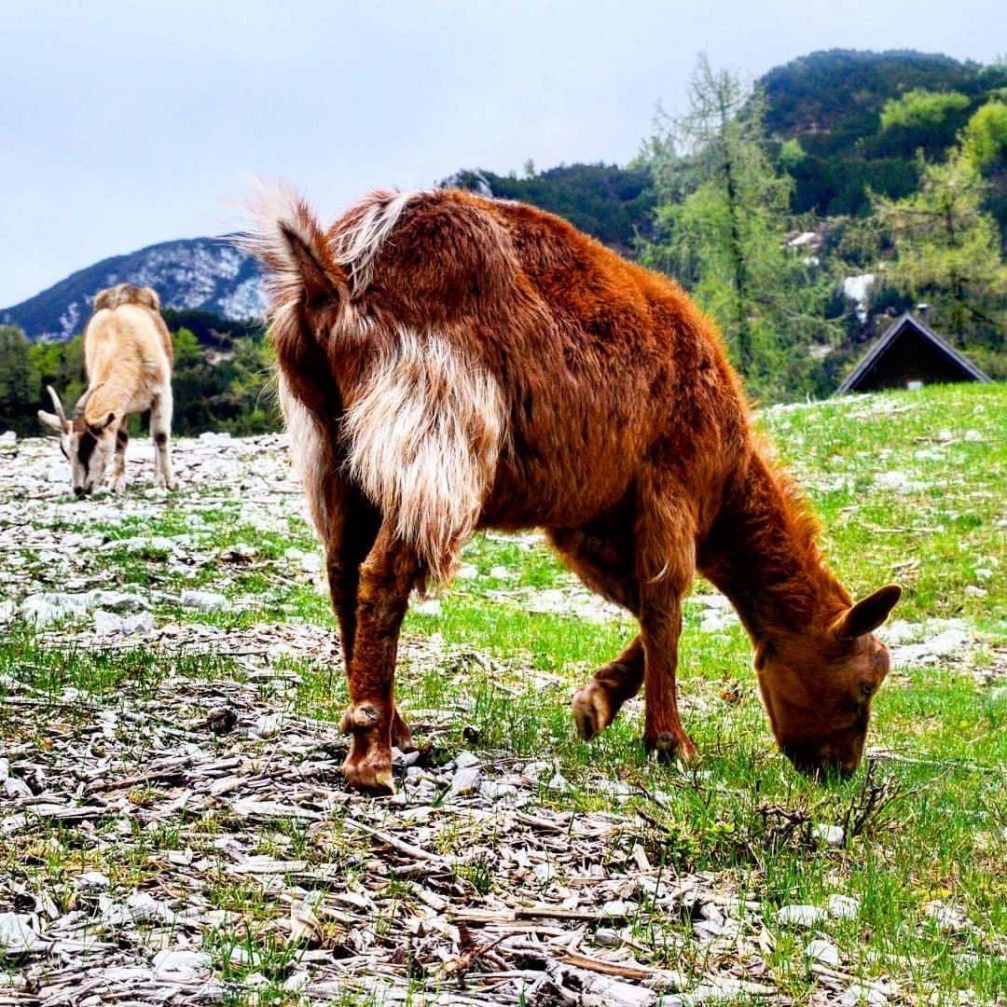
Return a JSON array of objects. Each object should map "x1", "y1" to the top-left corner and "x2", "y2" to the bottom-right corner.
[{"x1": 2, "y1": 382, "x2": 1006, "y2": 1002}]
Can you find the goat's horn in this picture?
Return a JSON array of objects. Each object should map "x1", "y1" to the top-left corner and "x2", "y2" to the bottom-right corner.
[
  {"x1": 73, "y1": 383, "x2": 103, "y2": 419},
  {"x1": 45, "y1": 385, "x2": 67, "y2": 423}
]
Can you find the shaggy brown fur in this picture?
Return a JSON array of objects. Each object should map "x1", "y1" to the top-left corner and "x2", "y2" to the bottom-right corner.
[
  {"x1": 246, "y1": 187, "x2": 900, "y2": 793},
  {"x1": 38, "y1": 283, "x2": 175, "y2": 496}
]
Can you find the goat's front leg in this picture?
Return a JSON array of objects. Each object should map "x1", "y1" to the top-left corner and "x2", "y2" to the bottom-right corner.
[
  {"x1": 150, "y1": 389, "x2": 174, "y2": 489},
  {"x1": 108, "y1": 422, "x2": 129, "y2": 493},
  {"x1": 340, "y1": 522, "x2": 423, "y2": 793},
  {"x1": 636, "y1": 482, "x2": 697, "y2": 760}
]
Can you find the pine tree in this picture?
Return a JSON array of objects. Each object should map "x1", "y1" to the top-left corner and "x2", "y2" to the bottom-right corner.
[
  {"x1": 641, "y1": 56, "x2": 837, "y2": 400},
  {"x1": 873, "y1": 147, "x2": 1007, "y2": 345}
]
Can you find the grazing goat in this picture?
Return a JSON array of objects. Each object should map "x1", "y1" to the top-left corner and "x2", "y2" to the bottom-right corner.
[
  {"x1": 246, "y1": 186, "x2": 900, "y2": 793},
  {"x1": 39, "y1": 283, "x2": 175, "y2": 496}
]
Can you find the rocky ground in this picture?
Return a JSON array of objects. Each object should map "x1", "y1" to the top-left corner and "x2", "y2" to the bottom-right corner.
[{"x1": 1, "y1": 385, "x2": 1006, "y2": 1006}]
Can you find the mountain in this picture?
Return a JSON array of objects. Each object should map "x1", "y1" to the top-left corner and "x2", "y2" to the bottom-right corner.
[
  {"x1": 1, "y1": 237, "x2": 265, "y2": 340},
  {"x1": 6, "y1": 49, "x2": 1004, "y2": 341}
]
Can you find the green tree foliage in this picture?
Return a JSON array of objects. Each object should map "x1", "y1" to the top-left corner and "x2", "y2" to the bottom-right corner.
[
  {"x1": 168, "y1": 327, "x2": 278, "y2": 435},
  {"x1": 963, "y1": 99, "x2": 1007, "y2": 169},
  {"x1": 448, "y1": 163, "x2": 655, "y2": 250},
  {"x1": 880, "y1": 89, "x2": 971, "y2": 131},
  {"x1": 873, "y1": 148, "x2": 1007, "y2": 345},
  {"x1": 641, "y1": 56, "x2": 839, "y2": 400},
  {"x1": 761, "y1": 50, "x2": 1007, "y2": 220},
  {"x1": 0, "y1": 326, "x2": 41, "y2": 434}
]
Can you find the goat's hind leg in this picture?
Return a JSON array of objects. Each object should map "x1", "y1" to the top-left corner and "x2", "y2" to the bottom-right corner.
[
  {"x1": 322, "y1": 478, "x2": 415, "y2": 754},
  {"x1": 150, "y1": 389, "x2": 174, "y2": 489},
  {"x1": 108, "y1": 420, "x2": 129, "y2": 493},
  {"x1": 340, "y1": 522, "x2": 424, "y2": 793},
  {"x1": 549, "y1": 526, "x2": 643, "y2": 741}
]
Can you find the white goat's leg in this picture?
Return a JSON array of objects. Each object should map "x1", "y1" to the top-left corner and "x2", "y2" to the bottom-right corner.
[
  {"x1": 108, "y1": 421, "x2": 129, "y2": 493},
  {"x1": 150, "y1": 388, "x2": 175, "y2": 489}
]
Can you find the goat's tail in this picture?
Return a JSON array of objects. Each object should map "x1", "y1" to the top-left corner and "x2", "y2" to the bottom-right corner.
[{"x1": 239, "y1": 182, "x2": 347, "y2": 319}]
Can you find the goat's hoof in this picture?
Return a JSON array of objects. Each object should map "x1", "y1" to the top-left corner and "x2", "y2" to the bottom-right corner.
[
  {"x1": 645, "y1": 731, "x2": 698, "y2": 764},
  {"x1": 341, "y1": 754, "x2": 394, "y2": 794},
  {"x1": 109, "y1": 478, "x2": 126, "y2": 494},
  {"x1": 571, "y1": 682, "x2": 613, "y2": 742}
]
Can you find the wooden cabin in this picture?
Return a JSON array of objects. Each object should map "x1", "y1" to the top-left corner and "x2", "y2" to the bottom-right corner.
[{"x1": 837, "y1": 312, "x2": 992, "y2": 394}]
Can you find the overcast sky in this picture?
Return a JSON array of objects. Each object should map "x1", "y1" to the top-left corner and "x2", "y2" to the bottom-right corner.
[{"x1": 1, "y1": 0, "x2": 1003, "y2": 306}]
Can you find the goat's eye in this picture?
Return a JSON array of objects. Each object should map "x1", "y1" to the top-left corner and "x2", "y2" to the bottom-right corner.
[{"x1": 860, "y1": 682, "x2": 875, "y2": 700}]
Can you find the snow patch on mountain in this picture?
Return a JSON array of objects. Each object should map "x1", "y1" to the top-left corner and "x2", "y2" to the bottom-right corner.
[{"x1": 1, "y1": 237, "x2": 267, "y2": 340}]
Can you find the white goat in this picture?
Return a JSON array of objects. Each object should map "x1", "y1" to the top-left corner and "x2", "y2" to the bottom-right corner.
[{"x1": 38, "y1": 283, "x2": 175, "y2": 496}]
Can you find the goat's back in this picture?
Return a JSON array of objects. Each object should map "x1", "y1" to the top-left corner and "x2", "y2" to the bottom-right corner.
[{"x1": 333, "y1": 190, "x2": 750, "y2": 524}]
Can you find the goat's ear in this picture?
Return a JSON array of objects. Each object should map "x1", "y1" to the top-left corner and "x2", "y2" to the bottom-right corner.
[
  {"x1": 279, "y1": 223, "x2": 340, "y2": 304},
  {"x1": 834, "y1": 585, "x2": 902, "y2": 640},
  {"x1": 38, "y1": 410, "x2": 64, "y2": 433},
  {"x1": 88, "y1": 412, "x2": 117, "y2": 435}
]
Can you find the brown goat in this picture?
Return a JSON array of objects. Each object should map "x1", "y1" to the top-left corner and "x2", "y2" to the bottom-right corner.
[{"x1": 246, "y1": 186, "x2": 900, "y2": 793}]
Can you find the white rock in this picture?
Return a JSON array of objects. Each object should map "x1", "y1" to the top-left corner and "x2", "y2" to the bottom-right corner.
[
  {"x1": 777, "y1": 904, "x2": 828, "y2": 927},
  {"x1": 447, "y1": 766, "x2": 481, "y2": 798},
  {"x1": 0, "y1": 912, "x2": 41, "y2": 953},
  {"x1": 180, "y1": 589, "x2": 228, "y2": 612},
  {"x1": 152, "y1": 948, "x2": 211, "y2": 979},
  {"x1": 479, "y1": 780, "x2": 518, "y2": 802},
  {"x1": 892, "y1": 627, "x2": 970, "y2": 666},
  {"x1": 126, "y1": 890, "x2": 176, "y2": 923},
  {"x1": 812, "y1": 824, "x2": 846, "y2": 848},
  {"x1": 840, "y1": 983, "x2": 887, "y2": 1005},
  {"x1": 828, "y1": 894, "x2": 861, "y2": 920},
  {"x1": 252, "y1": 714, "x2": 282, "y2": 738},
  {"x1": 805, "y1": 938, "x2": 841, "y2": 966},
  {"x1": 924, "y1": 900, "x2": 969, "y2": 932},
  {"x1": 74, "y1": 870, "x2": 111, "y2": 891},
  {"x1": 532, "y1": 862, "x2": 556, "y2": 883},
  {"x1": 3, "y1": 776, "x2": 32, "y2": 799},
  {"x1": 602, "y1": 899, "x2": 634, "y2": 917},
  {"x1": 94, "y1": 610, "x2": 125, "y2": 636},
  {"x1": 412, "y1": 597, "x2": 441, "y2": 616},
  {"x1": 0, "y1": 431, "x2": 16, "y2": 445},
  {"x1": 455, "y1": 750, "x2": 481, "y2": 769}
]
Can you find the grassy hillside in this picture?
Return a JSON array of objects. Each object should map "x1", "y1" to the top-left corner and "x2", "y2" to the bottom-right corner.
[{"x1": 1, "y1": 383, "x2": 1005, "y2": 1003}]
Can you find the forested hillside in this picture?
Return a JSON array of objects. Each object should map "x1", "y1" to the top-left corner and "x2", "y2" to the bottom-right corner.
[{"x1": 2, "y1": 48, "x2": 1005, "y2": 434}]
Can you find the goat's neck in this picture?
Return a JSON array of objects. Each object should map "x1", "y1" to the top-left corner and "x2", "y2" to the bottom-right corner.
[
  {"x1": 85, "y1": 362, "x2": 138, "y2": 423},
  {"x1": 698, "y1": 449, "x2": 850, "y2": 646}
]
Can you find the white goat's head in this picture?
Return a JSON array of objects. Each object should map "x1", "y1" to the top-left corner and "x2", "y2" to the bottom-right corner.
[{"x1": 38, "y1": 385, "x2": 118, "y2": 498}]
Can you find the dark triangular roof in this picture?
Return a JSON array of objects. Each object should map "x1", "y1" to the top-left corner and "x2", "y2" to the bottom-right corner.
[{"x1": 836, "y1": 312, "x2": 992, "y2": 394}]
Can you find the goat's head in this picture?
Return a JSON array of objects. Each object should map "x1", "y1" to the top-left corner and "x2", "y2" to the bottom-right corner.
[
  {"x1": 755, "y1": 585, "x2": 901, "y2": 778},
  {"x1": 38, "y1": 385, "x2": 118, "y2": 498}
]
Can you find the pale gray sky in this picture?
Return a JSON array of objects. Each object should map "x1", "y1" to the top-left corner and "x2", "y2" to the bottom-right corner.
[{"x1": 2, "y1": 0, "x2": 1003, "y2": 306}]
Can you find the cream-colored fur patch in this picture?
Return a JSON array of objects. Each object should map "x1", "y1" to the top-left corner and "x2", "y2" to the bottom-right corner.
[
  {"x1": 343, "y1": 331, "x2": 504, "y2": 578},
  {"x1": 278, "y1": 372, "x2": 333, "y2": 543},
  {"x1": 331, "y1": 190, "x2": 425, "y2": 292}
]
